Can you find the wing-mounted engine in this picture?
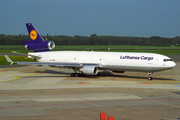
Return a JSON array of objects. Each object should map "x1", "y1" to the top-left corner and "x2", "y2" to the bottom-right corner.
[
  {"x1": 81, "y1": 66, "x2": 99, "y2": 75},
  {"x1": 23, "y1": 41, "x2": 55, "y2": 52}
]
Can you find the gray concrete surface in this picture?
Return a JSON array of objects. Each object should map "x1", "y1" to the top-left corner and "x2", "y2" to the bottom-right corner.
[{"x1": 0, "y1": 58, "x2": 180, "y2": 120}]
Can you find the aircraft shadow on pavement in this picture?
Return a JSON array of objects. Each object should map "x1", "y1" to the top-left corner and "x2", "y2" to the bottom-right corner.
[
  {"x1": 37, "y1": 70, "x2": 71, "y2": 75},
  {"x1": 94, "y1": 71, "x2": 175, "y2": 81},
  {"x1": 34, "y1": 70, "x2": 176, "y2": 81},
  {"x1": 173, "y1": 91, "x2": 180, "y2": 95}
]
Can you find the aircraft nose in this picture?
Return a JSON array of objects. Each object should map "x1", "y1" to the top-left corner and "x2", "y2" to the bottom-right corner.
[
  {"x1": 172, "y1": 61, "x2": 176, "y2": 67},
  {"x1": 170, "y1": 61, "x2": 176, "y2": 68}
]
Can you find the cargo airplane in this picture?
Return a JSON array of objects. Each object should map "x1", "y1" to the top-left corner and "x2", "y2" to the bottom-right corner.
[{"x1": 5, "y1": 23, "x2": 176, "y2": 80}]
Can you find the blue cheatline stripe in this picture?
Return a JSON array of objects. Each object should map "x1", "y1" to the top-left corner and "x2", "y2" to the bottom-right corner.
[{"x1": 177, "y1": 85, "x2": 180, "y2": 87}]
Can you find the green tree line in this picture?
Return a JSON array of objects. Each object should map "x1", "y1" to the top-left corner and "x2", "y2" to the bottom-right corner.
[{"x1": 0, "y1": 34, "x2": 180, "y2": 46}]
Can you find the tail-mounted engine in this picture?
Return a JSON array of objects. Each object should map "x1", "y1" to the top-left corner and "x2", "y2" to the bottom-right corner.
[
  {"x1": 24, "y1": 23, "x2": 55, "y2": 52},
  {"x1": 23, "y1": 41, "x2": 55, "y2": 52}
]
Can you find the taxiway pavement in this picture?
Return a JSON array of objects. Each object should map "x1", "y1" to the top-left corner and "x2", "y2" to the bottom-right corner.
[{"x1": 0, "y1": 59, "x2": 180, "y2": 120}]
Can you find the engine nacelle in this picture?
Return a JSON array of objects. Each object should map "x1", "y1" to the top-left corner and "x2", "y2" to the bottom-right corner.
[
  {"x1": 81, "y1": 66, "x2": 99, "y2": 75},
  {"x1": 24, "y1": 41, "x2": 55, "y2": 52}
]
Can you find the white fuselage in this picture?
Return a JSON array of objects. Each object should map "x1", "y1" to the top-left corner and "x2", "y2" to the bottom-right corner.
[{"x1": 28, "y1": 51, "x2": 176, "y2": 72}]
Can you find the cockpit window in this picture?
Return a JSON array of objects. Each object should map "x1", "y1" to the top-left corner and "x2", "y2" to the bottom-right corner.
[{"x1": 163, "y1": 59, "x2": 172, "y2": 62}]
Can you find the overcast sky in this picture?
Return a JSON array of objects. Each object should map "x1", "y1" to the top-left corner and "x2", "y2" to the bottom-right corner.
[{"x1": 0, "y1": 0, "x2": 179, "y2": 37}]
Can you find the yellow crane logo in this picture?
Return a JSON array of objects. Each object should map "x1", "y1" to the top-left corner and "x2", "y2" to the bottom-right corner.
[{"x1": 30, "y1": 30, "x2": 37, "y2": 40}]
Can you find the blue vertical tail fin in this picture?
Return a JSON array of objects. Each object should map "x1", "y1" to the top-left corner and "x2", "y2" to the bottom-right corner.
[
  {"x1": 23, "y1": 23, "x2": 55, "y2": 52},
  {"x1": 25, "y1": 23, "x2": 45, "y2": 42}
]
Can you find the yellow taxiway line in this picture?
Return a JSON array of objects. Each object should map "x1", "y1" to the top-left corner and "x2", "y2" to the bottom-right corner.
[{"x1": 0, "y1": 67, "x2": 55, "y2": 83}]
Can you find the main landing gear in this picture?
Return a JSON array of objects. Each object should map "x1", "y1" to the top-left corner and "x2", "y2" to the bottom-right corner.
[
  {"x1": 71, "y1": 73, "x2": 85, "y2": 77},
  {"x1": 147, "y1": 72, "x2": 153, "y2": 80},
  {"x1": 71, "y1": 68, "x2": 86, "y2": 77}
]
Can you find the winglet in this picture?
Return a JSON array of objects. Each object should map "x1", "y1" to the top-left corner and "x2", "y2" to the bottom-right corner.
[{"x1": 4, "y1": 55, "x2": 14, "y2": 65}]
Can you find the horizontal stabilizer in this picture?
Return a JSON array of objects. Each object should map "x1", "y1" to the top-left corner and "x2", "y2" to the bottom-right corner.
[
  {"x1": 11, "y1": 51, "x2": 42, "y2": 58},
  {"x1": 11, "y1": 51, "x2": 28, "y2": 56},
  {"x1": 4, "y1": 55, "x2": 14, "y2": 65}
]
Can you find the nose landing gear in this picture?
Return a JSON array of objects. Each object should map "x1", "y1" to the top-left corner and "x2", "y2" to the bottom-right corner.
[{"x1": 147, "y1": 72, "x2": 153, "y2": 80}]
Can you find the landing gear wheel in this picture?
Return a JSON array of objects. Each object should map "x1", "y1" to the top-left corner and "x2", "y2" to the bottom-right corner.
[
  {"x1": 77, "y1": 73, "x2": 81, "y2": 77},
  {"x1": 81, "y1": 73, "x2": 86, "y2": 77},
  {"x1": 71, "y1": 73, "x2": 86, "y2": 77},
  {"x1": 148, "y1": 77, "x2": 152, "y2": 80},
  {"x1": 97, "y1": 72, "x2": 100, "y2": 76},
  {"x1": 71, "y1": 73, "x2": 75, "y2": 77},
  {"x1": 147, "y1": 72, "x2": 153, "y2": 80}
]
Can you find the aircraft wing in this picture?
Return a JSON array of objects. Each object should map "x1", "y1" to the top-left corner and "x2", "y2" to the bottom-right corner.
[
  {"x1": 17, "y1": 62, "x2": 82, "y2": 67},
  {"x1": 4, "y1": 55, "x2": 102, "y2": 68},
  {"x1": 17, "y1": 62, "x2": 102, "y2": 68}
]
